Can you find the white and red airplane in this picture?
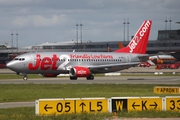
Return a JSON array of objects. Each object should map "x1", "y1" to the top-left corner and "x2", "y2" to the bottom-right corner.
[
  {"x1": 6, "y1": 20, "x2": 152, "y2": 80},
  {"x1": 148, "y1": 55, "x2": 177, "y2": 65}
]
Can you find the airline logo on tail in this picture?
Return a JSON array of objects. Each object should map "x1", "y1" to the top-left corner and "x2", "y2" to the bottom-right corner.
[
  {"x1": 129, "y1": 36, "x2": 140, "y2": 53},
  {"x1": 129, "y1": 20, "x2": 151, "y2": 53},
  {"x1": 114, "y1": 20, "x2": 152, "y2": 54}
]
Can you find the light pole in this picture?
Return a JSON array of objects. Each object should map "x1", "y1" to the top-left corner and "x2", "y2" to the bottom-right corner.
[
  {"x1": 80, "y1": 22, "x2": 83, "y2": 51},
  {"x1": 169, "y1": 16, "x2": 172, "y2": 30},
  {"x1": 11, "y1": 31, "x2": 13, "y2": 53},
  {"x1": 76, "y1": 22, "x2": 79, "y2": 51},
  {"x1": 16, "y1": 31, "x2": 19, "y2": 53},
  {"x1": 165, "y1": 17, "x2": 168, "y2": 30},
  {"x1": 127, "y1": 19, "x2": 130, "y2": 41},
  {"x1": 123, "y1": 19, "x2": 126, "y2": 43}
]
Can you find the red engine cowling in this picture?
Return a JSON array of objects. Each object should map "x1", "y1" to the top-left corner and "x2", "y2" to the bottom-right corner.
[
  {"x1": 70, "y1": 66, "x2": 91, "y2": 77},
  {"x1": 40, "y1": 74, "x2": 58, "y2": 77}
]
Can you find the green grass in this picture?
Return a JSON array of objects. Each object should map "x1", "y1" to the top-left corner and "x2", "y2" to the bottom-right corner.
[
  {"x1": 0, "y1": 75, "x2": 180, "y2": 119},
  {"x1": 0, "y1": 107, "x2": 179, "y2": 120},
  {"x1": 0, "y1": 74, "x2": 43, "y2": 79},
  {"x1": 0, "y1": 107, "x2": 112, "y2": 120},
  {"x1": 118, "y1": 110, "x2": 180, "y2": 118},
  {"x1": 0, "y1": 84, "x2": 179, "y2": 102}
]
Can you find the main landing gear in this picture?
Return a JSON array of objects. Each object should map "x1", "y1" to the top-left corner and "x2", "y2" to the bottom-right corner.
[
  {"x1": 70, "y1": 74, "x2": 94, "y2": 80},
  {"x1": 86, "y1": 74, "x2": 94, "y2": 80},
  {"x1": 70, "y1": 76, "x2": 77, "y2": 80}
]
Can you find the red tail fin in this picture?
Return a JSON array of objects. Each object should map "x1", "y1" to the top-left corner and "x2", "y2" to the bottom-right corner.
[{"x1": 114, "y1": 20, "x2": 152, "y2": 54}]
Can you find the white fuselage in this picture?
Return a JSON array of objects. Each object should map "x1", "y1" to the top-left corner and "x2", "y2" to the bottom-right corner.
[{"x1": 7, "y1": 52, "x2": 145, "y2": 74}]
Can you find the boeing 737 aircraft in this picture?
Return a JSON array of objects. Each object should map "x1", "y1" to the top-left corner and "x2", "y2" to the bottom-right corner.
[{"x1": 6, "y1": 20, "x2": 152, "y2": 80}]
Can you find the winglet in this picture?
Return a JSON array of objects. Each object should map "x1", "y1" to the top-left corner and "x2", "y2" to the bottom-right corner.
[{"x1": 114, "y1": 20, "x2": 152, "y2": 54}]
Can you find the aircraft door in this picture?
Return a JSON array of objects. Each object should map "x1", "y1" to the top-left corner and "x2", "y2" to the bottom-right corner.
[
  {"x1": 126, "y1": 55, "x2": 131, "y2": 63},
  {"x1": 31, "y1": 54, "x2": 37, "y2": 65},
  {"x1": 22, "y1": 62, "x2": 27, "y2": 70},
  {"x1": 78, "y1": 59, "x2": 82, "y2": 65}
]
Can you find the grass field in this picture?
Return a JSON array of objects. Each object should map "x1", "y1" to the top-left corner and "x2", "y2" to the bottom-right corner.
[
  {"x1": 1, "y1": 84, "x2": 180, "y2": 102},
  {"x1": 0, "y1": 74, "x2": 180, "y2": 119},
  {"x1": 0, "y1": 107, "x2": 179, "y2": 120}
]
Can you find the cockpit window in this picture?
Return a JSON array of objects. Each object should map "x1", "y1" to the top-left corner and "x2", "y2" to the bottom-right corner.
[
  {"x1": 14, "y1": 58, "x2": 19, "y2": 60},
  {"x1": 14, "y1": 58, "x2": 25, "y2": 61}
]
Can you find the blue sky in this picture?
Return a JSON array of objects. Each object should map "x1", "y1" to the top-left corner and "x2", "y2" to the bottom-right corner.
[{"x1": 0, "y1": 0, "x2": 180, "y2": 47}]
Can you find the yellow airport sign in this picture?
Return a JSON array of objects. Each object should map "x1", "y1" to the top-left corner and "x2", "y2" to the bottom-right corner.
[
  {"x1": 111, "y1": 97, "x2": 138, "y2": 112},
  {"x1": 36, "y1": 96, "x2": 180, "y2": 115},
  {"x1": 154, "y1": 86, "x2": 180, "y2": 94},
  {"x1": 36, "y1": 98, "x2": 108, "y2": 115},
  {"x1": 166, "y1": 96, "x2": 180, "y2": 111},
  {"x1": 38, "y1": 99, "x2": 76, "y2": 115},
  {"x1": 128, "y1": 97, "x2": 162, "y2": 111},
  {"x1": 76, "y1": 98, "x2": 108, "y2": 113}
]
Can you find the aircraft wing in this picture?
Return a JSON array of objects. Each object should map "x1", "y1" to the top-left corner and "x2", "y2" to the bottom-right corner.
[
  {"x1": 87, "y1": 55, "x2": 149, "y2": 73},
  {"x1": 149, "y1": 52, "x2": 176, "y2": 57},
  {"x1": 138, "y1": 54, "x2": 149, "y2": 62},
  {"x1": 87, "y1": 62, "x2": 140, "y2": 73}
]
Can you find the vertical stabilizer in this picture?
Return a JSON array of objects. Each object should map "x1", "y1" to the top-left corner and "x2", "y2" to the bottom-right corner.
[{"x1": 114, "y1": 20, "x2": 152, "y2": 54}]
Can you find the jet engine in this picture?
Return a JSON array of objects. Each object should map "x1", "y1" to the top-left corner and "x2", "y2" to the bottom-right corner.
[
  {"x1": 39, "y1": 74, "x2": 59, "y2": 77},
  {"x1": 157, "y1": 59, "x2": 163, "y2": 64},
  {"x1": 70, "y1": 66, "x2": 91, "y2": 77}
]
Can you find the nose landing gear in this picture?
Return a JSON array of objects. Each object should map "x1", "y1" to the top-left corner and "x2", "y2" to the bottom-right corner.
[
  {"x1": 16, "y1": 72, "x2": 28, "y2": 81},
  {"x1": 23, "y1": 76, "x2": 28, "y2": 81}
]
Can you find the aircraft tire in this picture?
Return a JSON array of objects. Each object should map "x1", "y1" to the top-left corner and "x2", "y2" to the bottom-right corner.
[
  {"x1": 23, "y1": 76, "x2": 28, "y2": 81},
  {"x1": 86, "y1": 75, "x2": 94, "y2": 80},
  {"x1": 70, "y1": 76, "x2": 77, "y2": 80}
]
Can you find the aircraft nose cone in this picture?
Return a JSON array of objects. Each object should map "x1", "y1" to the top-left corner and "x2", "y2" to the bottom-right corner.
[
  {"x1": 6, "y1": 61, "x2": 14, "y2": 70},
  {"x1": 6, "y1": 62, "x2": 11, "y2": 69}
]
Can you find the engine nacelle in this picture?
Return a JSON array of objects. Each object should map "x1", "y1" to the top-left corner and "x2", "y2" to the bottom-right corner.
[
  {"x1": 70, "y1": 66, "x2": 91, "y2": 77},
  {"x1": 39, "y1": 74, "x2": 59, "y2": 77},
  {"x1": 157, "y1": 59, "x2": 163, "y2": 64}
]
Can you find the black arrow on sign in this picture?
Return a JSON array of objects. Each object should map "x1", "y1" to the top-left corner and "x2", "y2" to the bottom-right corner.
[
  {"x1": 44, "y1": 104, "x2": 53, "y2": 112},
  {"x1": 79, "y1": 102, "x2": 86, "y2": 112},
  {"x1": 150, "y1": 102, "x2": 158, "y2": 109},
  {"x1": 132, "y1": 102, "x2": 140, "y2": 109}
]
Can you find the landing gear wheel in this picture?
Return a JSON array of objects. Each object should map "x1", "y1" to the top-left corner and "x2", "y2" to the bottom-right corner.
[
  {"x1": 86, "y1": 75, "x2": 94, "y2": 80},
  {"x1": 23, "y1": 76, "x2": 28, "y2": 81},
  {"x1": 70, "y1": 76, "x2": 77, "y2": 80}
]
